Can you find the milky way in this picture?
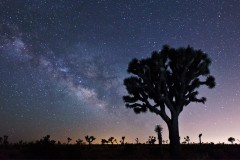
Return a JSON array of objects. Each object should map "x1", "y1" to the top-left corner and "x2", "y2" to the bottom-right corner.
[{"x1": 1, "y1": 0, "x2": 240, "y2": 144}]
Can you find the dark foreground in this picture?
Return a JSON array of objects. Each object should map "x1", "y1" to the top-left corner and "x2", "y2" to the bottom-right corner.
[{"x1": 1, "y1": 144, "x2": 240, "y2": 159}]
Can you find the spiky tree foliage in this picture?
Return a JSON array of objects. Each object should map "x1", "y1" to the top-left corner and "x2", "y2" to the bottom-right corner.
[
  {"x1": 199, "y1": 133, "x2": 202, "y2": 144},
  {"x1": 228, "y1": 137, "x2": 235, "y2": 144},
  {"x1": 123, "y1": 45, "x2": 215, "y2": 157},
  {"x1": 85, "y1": 135, "x2": 96, "y2": 145},
  {"x1": 155, "y1": 125, "x2": 163, "y2": 146}
]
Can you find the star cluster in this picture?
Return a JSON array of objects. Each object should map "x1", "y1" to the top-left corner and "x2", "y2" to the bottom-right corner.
[{"x1": 1, "y1": 0, "x2": 240, "y2": 144}]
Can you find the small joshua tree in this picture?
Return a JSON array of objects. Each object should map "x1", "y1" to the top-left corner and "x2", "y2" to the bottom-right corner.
[
  {"x1": 101, "y1": 139, "x2": 108, "y2": 144},
  {"x1": 85, "y1": 135, "x2": 96, "y2": 145},
  {"x1": 135, "y1": 138, "x2": 139, "y2": 144},
  {"x1": 228, "y1": 137, "x2": 235, "y2": 144},
  {"x1": 42, "y1": 135, "x2": 51, "y2": 144},
  {"x1": 147, "y1": 136, "x2": 156, "y2": 144},
  {"x1": 199, "y1": 133, "x2": 202, "y2": 144},
  {"x1": 155, "y1": 125, "x2": 163, "y2": 146},
  {"x1": 67, "y1": 137, "x2": 72, "y2": 144},
  {"x1": 120, "y1": 136, "x2": 125, "y2": 145},
  {"x1": 76, "y1": 138, "x2": 83, "y2": 145},
  {"x1": 38, "y1": 135, "x2": 55, "y2": 145},
  {"x1": 108, "y1": 137, "x2": 117, "y2": 145},
  {"x1": 184, "y1": 136, "x2": 190, "y2": 144},
  {"x1": 3, "y1": 135, "x2": 9, "y2": 145}
]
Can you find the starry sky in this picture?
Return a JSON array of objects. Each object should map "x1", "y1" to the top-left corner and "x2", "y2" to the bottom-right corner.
[{"x1": 1, "y1": 0, "x2": 240, "y2": 144}]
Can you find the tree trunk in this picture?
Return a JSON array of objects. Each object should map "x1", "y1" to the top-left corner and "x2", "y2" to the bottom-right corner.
[
  {"x1": 157, "y1": 133, "x2": 162, "y2": 145},
  {"x1": 158, "y1": 133, "x2": 163, "y2": 154},
  {"x1": 167, "y1": 115, "x2": 181, "y2": 159}
]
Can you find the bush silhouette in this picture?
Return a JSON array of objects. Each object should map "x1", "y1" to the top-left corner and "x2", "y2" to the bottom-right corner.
[
  {"x1": 76, "y1": 138, "x2": 83, "y2": 145},
  {"x1": 36, "y1": 135, "x2": 56, "y2": 145},
  {"x1": 123, "y1": 45, "x2": 215, "y2": 157}
]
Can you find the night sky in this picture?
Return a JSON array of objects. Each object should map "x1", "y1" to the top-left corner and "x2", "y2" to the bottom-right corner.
[{"x1": 1, "y1": 0, "x2": 240, "y2": 144}]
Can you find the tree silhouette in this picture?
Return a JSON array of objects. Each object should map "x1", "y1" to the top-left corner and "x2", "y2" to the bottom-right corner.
[
  {"x1": 76, "y1": 138, "x2": 83, "y2": 145},
  {"x1": 0, "y1": 137, "x2": 2, "y2": 144},
  {"x1": 147, "y1": 136, "x2": 156, "y2": 144},
  {"x1": 120, "y1": 136, "x2": 125, "y2": 145},
  {"x1": 108, "y1": 137, "x2": 117, "y2": 145},
  {"x1": 154, "y1": 125, "x2": 163, "y2": 146},
  {"x1": 228, "y1": 137, "x2": 235, "y2": 144},
  {"x1": 67, "y1": 137, "x2": 72, "y2": 144},
  {"x1": 184, "y1": 136, "x2": 190, "y2": 144},
  {"x1": 38, "y1": 135, "x2": 55, "y2": 145},
  {"x1": 123, "y1": 45, "x2": 215, "y2": 157},
  {"x1": 3, "y1": 135, "x2": 8, "y2": 145},
  {"x1": 85, "y1": 135, "x2": 96, "y2": 145},
  {"x1": 135, "y1": 138, "x2": 139, "y2": 144},
  {"x1": 199, "y1": 133, "x2": 202, "y2": 144},
  {"x1": 101, "y1": 139, "x2": 108, "y2": 144}
]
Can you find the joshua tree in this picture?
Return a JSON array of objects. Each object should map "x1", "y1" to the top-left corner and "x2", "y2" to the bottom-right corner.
[
  {"x1": 123, "y1": 45, "x2": 215, "y2": 157},
  {"x1": 120, "y1": 136, "x2": 125, "y2": 145},
  {"x1": 3, "y1": 135, "x2": 8, "y2": 145},
  {"x1": 85, "y1": 135, "x2": 96, "y2": 145},
  {"x1": 67, "y1": 137, "x2": 72, "y2": 144},
  {"x1": 76, "y1": 138, "x2": 83, "y2": 145},
  {"x1": 43, "y1": 135, "x2": 51, "y2": 143},
  {"x1": 199, "y1": 133, "x2": 202, "y2": 144},
  {"x1": 114, "y1": 139, "x2": 118, "y2": 144},
  {"x1": 135, "y1": 138, "x2": 139, "y2": 144},
  {"x1": 155, "y1": 125, "x2": 163, "y2": 146},
  {"x1": 147, "y1": 136, "x2": 156, "y2": 144},
  {"x1": 184, "y1": 136, "x2": 190, "y2": 144},
  {"x1": 38, "y1": 135, "x2": 55, "y2": 145},
  {"x1": 108, "y1": 137, "x2": 117, "y2": 145},
  {"x1": 0, "y1": 137, "x2": 2, "y2": 144},
  {"x1": 101, "y1": 139, "x2": 108, "y2": 144},
  {"x1": 18, "y1": 140, "x2": 23, "y2": 145},
  {"x1": 228, "y1": 137, "x2": 235, "y2": 144}
]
